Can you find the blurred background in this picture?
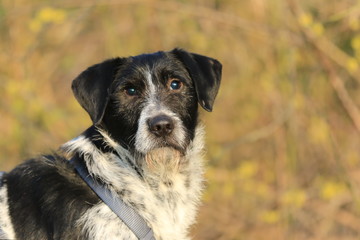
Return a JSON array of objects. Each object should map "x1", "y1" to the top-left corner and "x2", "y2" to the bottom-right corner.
[{"x1": 1, "y1": 0, "x2": 360, "y2": 239}]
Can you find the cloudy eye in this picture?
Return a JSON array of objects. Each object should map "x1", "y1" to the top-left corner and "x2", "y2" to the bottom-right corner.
[
  {"x1": 125, "y1": 87, "x2": 137, "y2": 96},
  {"x1": 169, "y1": 79, "x2": 183, "y2": 91}
]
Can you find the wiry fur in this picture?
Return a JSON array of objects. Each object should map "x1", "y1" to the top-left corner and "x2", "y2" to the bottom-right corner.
[
  {"x1": 61, "y1": 125, "x2": 205, "y2": 240},
  {"x1": 0, "y1": 49, "x2": 221, "y2": 240}
]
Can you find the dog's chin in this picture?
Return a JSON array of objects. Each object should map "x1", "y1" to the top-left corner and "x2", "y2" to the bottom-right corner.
[{"x1": 141, "y1": 146, "x2": 184, "y2": 172}]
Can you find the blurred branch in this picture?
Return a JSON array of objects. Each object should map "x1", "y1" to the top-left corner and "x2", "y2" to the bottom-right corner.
[
  {"x1": 319, "y1": 53, "x2": 360, "y2": 134},
  {"x1": 328, "y1": 3, "x2": 360, "y2": 22},
  {"x1": 287, "y1": 0, "x2": 360, "y2": 84},
  {"x1": 13, "y1": 0, "x2": 293, "y2": 39},
  {"x1": 154, "y1": 1, "x2": 275, "y2": 36},
  {"x1": 210, "y1": 108, "x2": 291, "y2": 163},
  {"x1": 224, "y1": 109, "x2": 291, "y2": 148},
  {"x1": 288, "y1": 0, "x2": 360, "y2": 135}
]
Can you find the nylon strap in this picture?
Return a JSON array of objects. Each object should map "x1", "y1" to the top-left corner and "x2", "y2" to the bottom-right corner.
[{"x1": 70, "y1": 157, "x2": 155, "y2": 240}]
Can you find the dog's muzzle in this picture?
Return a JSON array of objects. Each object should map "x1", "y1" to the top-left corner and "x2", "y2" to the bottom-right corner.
[{"x1": 135, "y1": 106, "x2": 186, "y2": 154}]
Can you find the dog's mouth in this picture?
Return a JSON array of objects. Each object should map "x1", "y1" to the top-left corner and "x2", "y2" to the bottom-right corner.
[
  {"x1": 153, "y1": 137, "x2": 186, "y2": 153},
  {"x1": 134, "y1": 130, "x2": 187, "y2": 155}
]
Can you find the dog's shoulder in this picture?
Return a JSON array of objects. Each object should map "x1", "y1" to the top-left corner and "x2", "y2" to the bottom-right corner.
[
  {"x1": 4, "y1": 154, "x2": 100, "y2": 239},
  {"x1": 7, "y1": 154, "x2": 88, "y2": 193}
]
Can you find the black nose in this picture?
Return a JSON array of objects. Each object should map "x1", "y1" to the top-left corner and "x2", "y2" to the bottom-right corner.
[{"x1": 148, "y1": 115, "x2": 174, "y2": 137}]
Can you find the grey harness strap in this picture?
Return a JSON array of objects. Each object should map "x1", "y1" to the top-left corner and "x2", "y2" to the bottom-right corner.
[{"x1": 70, "y1": 157, "x2": 155, "y2": 240}]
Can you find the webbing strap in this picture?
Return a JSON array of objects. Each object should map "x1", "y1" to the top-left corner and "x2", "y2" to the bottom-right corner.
[{"x1": 70, "y1": 157, "x2": 155, "y2": 240}]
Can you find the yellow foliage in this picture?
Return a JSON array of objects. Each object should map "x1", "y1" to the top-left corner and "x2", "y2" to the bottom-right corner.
[
  {"x1": 320, "y1": 181, "x2": 347, "y2": 200},
  {"x1": 281, "y1": 189, "x2": 307, "y2": 208},
  {"x1": 298, "y1": 13, "x2": 313, "y2": 27},
  {"x1": 292, "y1": 93, "x2": 305, "y2": 110},
  {"x1": 236, "y1": 161, "x2": 258, "y2": 179},
  {"x1": 345, "y1": 151, "x2": 359, "y2": 167},
  {"x1": 349, "y1": 17, "x2": 360, "y2": 31},
  {"x1": 222, "y1": 183, "x2": 235, "y2": 198},
  {"x1": 308, "y1": 116, "x2": 330, "y2": 144},
  {"x1": 5, "y1": 80, "x2": 20, "y2": 96},
  {"x1": 260, "y1": 210, "x2": 281, "y2": 224},
  {"x1": 352, "y1": 35, "x2": 360, "y2": 50},
  {"x1": 205, "y1": 166, "x2": 216, "y2": 180},
  {"x1": 29, "y1": 19, "x2": 42, "y2": 33},
  {"x1": 253, "y1": 181, "x2": 271, "y2": 198},
  {"x1": 38, "y1": 7, "x2": 66, "y2": 23},
  {"x1": 311, "y1": 23, "x2": 324, "y2": 36},
  {"x1": 29, "y1": 7, "x2": 66, "y2": 32},
  {"x1": 260, "y1": 77, "x2": 275, "y2": 93},
  {"x1": 241, "y1": 179, "x2": 270, "y2": 198},
  {"x1": 346, "y1": 58, "x2": 359, "y2": 73},
  {"x1": 299, "y1": 12, "x2": 324, "y2": 37}
]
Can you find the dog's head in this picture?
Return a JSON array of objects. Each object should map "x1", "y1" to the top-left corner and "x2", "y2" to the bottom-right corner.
[{"x1": 72, "y1": 49, "x2": 222, "y2": 156}]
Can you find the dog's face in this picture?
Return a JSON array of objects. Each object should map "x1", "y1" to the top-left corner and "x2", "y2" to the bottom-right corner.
[{"x1": 72, "y1": 49, "x2": 222, "y2": 156}]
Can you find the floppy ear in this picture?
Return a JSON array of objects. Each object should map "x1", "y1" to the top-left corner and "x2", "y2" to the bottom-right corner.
[
  {"x1": 171, "y1": 48, "x2": 222, "y2": 112},
  {"x1": 71, "y1": 58, "x2": 124, "y2": 125}
]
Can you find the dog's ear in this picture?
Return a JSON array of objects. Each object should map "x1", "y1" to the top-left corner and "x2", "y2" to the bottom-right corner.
[
  {"x1": 72, "y1": 58, "x2": 124, "y2": 125},
  {"x1": 171, "y1": 48, "x2": 222, "y2": 112}
]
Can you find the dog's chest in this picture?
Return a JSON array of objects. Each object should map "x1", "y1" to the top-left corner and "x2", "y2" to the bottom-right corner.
[{"x1": 78, "y1": 170, "x2": 200, "y2": 240}]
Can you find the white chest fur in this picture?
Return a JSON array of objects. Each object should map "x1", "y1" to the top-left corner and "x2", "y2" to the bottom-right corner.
[{"x1": 78, "y1": 169, "x2": 201, "y2": 240}]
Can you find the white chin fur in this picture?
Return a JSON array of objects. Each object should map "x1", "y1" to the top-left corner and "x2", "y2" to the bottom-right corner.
[{"x1": 143, "y1": 147, "x2": 182, "y2": 171}]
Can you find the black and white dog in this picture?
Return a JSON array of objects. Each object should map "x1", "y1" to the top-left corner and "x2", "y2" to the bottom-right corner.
[{"x1": 0, "y1": 49, "x2": 221, "y2": 240}]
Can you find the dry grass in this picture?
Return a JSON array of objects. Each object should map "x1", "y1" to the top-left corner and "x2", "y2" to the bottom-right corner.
[{"x1": 1, "y1": 0, "x2": 360, "y2": 239}]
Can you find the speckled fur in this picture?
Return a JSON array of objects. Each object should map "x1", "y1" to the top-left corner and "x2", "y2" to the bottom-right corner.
[
  {"x1": 61, "y1": 125, "x2": 205, "y2": 240},
  {"x1": 0, "y1": 49, "x2": 221, "y2": 240}
]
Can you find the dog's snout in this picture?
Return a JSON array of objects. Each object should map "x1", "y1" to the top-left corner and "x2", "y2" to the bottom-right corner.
[{"x1": 148, "y1": 115, "x2": 174, "y2": 137}]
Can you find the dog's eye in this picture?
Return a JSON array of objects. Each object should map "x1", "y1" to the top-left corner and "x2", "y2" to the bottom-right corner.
[
  {"x1": 169, "y1": 80, "x2": 182, "y2": 91},
  {"x1": 124, "y1": 87, "x2": 138, "y2": 96}
]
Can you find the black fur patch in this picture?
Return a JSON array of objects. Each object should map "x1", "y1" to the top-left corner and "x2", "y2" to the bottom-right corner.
[{"x1": 5, "y1": 156, "x2": 100, "y2": 239}]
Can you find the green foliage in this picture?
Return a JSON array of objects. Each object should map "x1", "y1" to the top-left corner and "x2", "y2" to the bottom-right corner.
[{"x1": 1, "y1": 0, "x2": 360, "y2": 239}]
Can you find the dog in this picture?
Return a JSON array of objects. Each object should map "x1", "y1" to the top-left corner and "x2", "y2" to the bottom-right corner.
[{"x1": 0, "y1": 48, "x2": 222, "y2": 240}]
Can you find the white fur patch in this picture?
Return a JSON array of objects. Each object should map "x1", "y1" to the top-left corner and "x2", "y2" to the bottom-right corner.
[
  {"x1": 76, "y1": 203, "x2": 137, "y2": 240},
  {"x1": 62, "y1": 135, "x2": 144, "y2": 189},
  {"x1": 0, "y1": 185, "x2": 15, "y2": 239},
  {"x1": 145, "y1": 70, "x2": 156, "y2": 96}
]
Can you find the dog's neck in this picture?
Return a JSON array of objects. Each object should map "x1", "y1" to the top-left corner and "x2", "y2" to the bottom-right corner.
[{"x1": 61, "y1": 125, "x2": 205, "y2": 187}]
